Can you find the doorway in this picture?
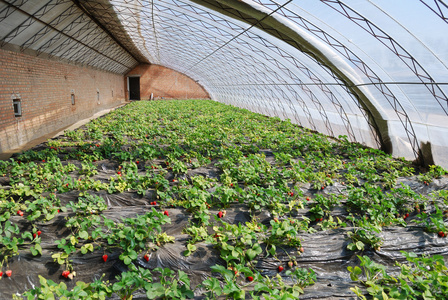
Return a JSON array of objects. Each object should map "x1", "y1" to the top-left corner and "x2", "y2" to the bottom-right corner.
[{"x1": 128, "y1": 77, "x2": 140, "y2": 100}]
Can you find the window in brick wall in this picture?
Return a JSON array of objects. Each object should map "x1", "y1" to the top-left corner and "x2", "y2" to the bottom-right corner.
[
  {"x1": 71, "y1": 93, "x2": 75, "y2": 105},
  {"x1": 13, "y1": 99, "x2": 22, "y2": 117}
]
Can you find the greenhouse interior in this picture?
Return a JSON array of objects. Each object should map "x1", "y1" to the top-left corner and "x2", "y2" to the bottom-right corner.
[{"x1": 0, "y1": 0, "x2": 448, "y2": 299}]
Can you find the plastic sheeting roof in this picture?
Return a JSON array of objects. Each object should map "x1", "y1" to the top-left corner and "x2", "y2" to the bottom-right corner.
[{"x1": 1, "y1": 0, "x2": 447, "y2": 168}]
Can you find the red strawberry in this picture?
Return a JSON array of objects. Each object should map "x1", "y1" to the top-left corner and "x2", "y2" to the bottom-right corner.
[
  {"x1": 0, "y1": 271, "x2": 3, "y2": 277},
  {"x1": 230, "y1": 183, "x2": 233, "y2": 187},
  {"x1": 5, "y1": 270, "x2": 12, "y2": 277},
  {"x1": 247, "y1": 276, "x2": 254, "y2": 282},
  {"x1": 217, "y1": 211, "x2": 223, "y2": 218},
  {"x1": 102, "y1": 254, "x2": 108, "y2": 262},
  {"x1": 172, "y1": 179, "x2": 176, "y2": 182},
  {"x1": 144, "y1": 254, "x2": 150, "y2": 262},
  {"x1": 163, "y1": 210, "x2": 169, "y2": 216},
  {"x1": 117, "y1": 171, "x2": 121, "y2": 175},
  {"x1": 33, "y1": 233, "x2": 37, "y2": 239},
  {"x1": 62, "y1": 270, "x2": 70, "y2": 278},
  {"x1": 17, "y1": 210, "x2": 24, "y2": 216},
  {"x1": 136, "y1": 161, "x2": 139, "y2": 164},
  {"x1": 278, "y1": 266, "x2": 284, "y2": 272},
  {"x1": 306, "y1": 197, "x2": 310, "y2": 201},
  {"x1": 42, "y1": 159, "x2": 45, "y2": 163},
  {"x1": 405, "y1": 213, "x2": 409, "y2": 218},
  {"x1": 438, "y1": 231, "x2": 445, "y2": 237},
  {"x1": 321, "y1": 186, "x2": 325, "y2": 190},
  {"x1": 96, "y1": 144, "x2": 100, "y2": 147}
]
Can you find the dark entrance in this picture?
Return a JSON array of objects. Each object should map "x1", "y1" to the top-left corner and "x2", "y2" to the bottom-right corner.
[{"x1": 128, "y1": 77, "x2": 140, "y2": 100}]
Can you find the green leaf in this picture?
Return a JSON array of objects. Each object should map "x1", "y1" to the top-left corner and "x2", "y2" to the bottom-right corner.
[
  {"x1": 355, "y1": 241, "x2": 365, "y2": 250},
  {"x1": 34, "y1": 244, "x2": 42, "y2": 256},
  {"x1": 22, "y1": 231, "x2": 33, "y2": 240},
  {"x1": 78, "y1": 231, "x2": 88, "y2": 240},
  {"x1": 246, "y1": 249, "x2": 257, "y2": 260},
  {"x1": 123, "y1": 256, "x2": 132, "y2": 265},
  {"x1": 178, "y1": 270, "x2": 190, "y2": 287},
  {"x1": 146, "y1": 283, "x2": 164, "y2": 299}
]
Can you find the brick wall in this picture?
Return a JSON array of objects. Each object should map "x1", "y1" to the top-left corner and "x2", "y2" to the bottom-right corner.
[
  {"x1": 0, "y1": 48, "x2": 126, "y2": 154},
  {"x1": 125, "y1": 64, "x2": 209, "y2": 100}
]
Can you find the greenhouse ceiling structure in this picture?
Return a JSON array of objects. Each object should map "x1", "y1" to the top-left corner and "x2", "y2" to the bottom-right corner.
[{"x1": 1, "y1": 0, "x2": 447, "y2": 168}]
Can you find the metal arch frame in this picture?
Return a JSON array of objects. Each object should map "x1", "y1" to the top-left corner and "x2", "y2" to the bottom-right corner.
[
  {"x1": 77, "y1": 0, "x2": 149, "y2": 63},
  {"x1": 251, "y1": 0, "x2": 420, "y2": 157},
  {"x1": 0, "y1": 1, "x2": 26, "y2": 23},
  {"x1": 72, "y1": 0, "x2": 143, "y2": 63},
  {"x1": 108, "y1": 1, "x2": 319, "y2": 130},
  {"x1": 1, "y1": 0, "x2": 58, "y2": 47},
  {"x1": 159, "y1": 39, "x2": 306, "y2": 126},
  {"x1": 107, "y1": 0, "x2": 364, "y2": 140},
  {"x1": 187, "y1": 0, "x2": 383, "y2": 148},
  {"x1": 320, "y1": 0, "x2": 448, "y2": 117},
  {"x1": 420, "y1": 0, "x2": 448, "y2": 24},
  {"x1": 161, "y1": 0, "x2": 330, "y2": 131},
  {"x1": 237, "y1": 29, "x2": 357, "y2": 142},
  {"x1": 148, "y1": 35, "x2": 287, "y2": 120},
  {"x1": 0, "y1": 0, "x2": 137, "y2": 74}
]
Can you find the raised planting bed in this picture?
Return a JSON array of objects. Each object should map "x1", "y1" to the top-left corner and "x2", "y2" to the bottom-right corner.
[{"x1": 1, "y1": 99, "x2": 447, "y2": 299}]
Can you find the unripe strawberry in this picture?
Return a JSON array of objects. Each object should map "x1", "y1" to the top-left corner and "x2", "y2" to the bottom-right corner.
[{"x1": 288, "y1": 261, "x2": 294, "y2": 268}]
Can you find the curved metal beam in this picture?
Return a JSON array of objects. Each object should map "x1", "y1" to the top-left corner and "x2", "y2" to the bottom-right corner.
[{"x1": 191, "y1": 0, "x2": 395, "y2": 153}]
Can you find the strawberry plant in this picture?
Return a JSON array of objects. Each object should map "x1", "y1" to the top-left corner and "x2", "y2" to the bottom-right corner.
[
  {"x1": 3, "y1": 99, "x2": 447, "y2": 299},
  {"x1": 418, "y1": 165, "x2": 447, "y2": 184},
  {"x1": 349, "y1": 251, "x2": 448, "y2": 299}
]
